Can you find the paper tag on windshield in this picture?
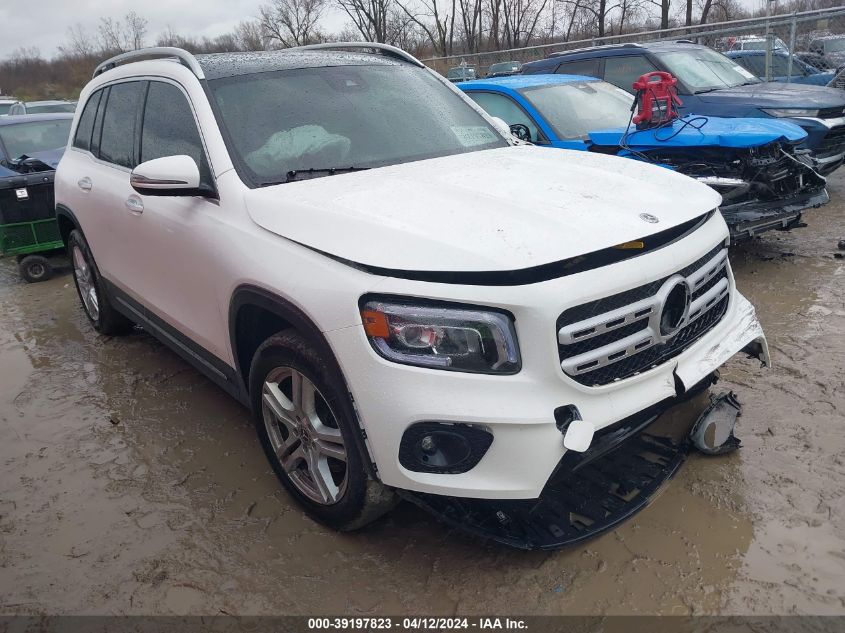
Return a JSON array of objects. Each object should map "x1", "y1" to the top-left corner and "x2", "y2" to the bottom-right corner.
[
  {"x1": 451, "y1": 126, "x2": 498, "y2": 147},
  {"x1": 734, "y1": 66, "x2": 756, "y2": 79}
]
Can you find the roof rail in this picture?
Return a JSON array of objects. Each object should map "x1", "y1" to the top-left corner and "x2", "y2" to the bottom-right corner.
[
  {"x1": 547, "y1": 42, "x2": 643, "y2": 58},
  {"x1": 93, "y1": 47, "x2": 204, "y2": 79},
  {"x1": 287, "y1": 42, "x2": 425, "y2": 68}
]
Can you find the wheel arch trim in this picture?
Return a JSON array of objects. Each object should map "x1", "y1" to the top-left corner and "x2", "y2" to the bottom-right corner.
[{"x1": 228, "y1": 285, "x2": 380, "y2": 479}]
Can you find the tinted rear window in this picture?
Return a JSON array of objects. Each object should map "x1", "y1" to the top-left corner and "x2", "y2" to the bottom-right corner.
[
  {"x1": 99, "y1": 82, "x2": 145, "y2": 168},
  {"x1": 73, "y1": 91, "x2": 102, "y2": 151}
]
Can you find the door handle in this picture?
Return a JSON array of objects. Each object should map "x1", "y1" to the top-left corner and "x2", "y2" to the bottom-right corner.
[
  {"x1": 125, "y1": 196, "x2": 144, "y2": 214},
  {"x1": 78, "y1": 177, "x2": 93, "y2": 192}
]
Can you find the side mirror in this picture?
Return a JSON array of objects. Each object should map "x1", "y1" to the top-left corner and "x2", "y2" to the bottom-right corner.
[{"x1": 130, "y1": 155, "x2": 203, "y2": 197}]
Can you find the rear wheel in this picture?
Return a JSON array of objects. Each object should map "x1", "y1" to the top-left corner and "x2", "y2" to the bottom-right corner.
[
  {"x1": 68, "y1": 230, "x2": 133, "y2": 335},
  {"x1": 19, "y1": 255, "x2": 53, "y2": 283},
  {"x1": 249, "y1": 330, "x2": 396, "y2": 530}
]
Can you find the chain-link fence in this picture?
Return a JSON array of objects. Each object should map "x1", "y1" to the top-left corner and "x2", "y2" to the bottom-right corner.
[{"x1": 423, "y1": 6, "x2": 845, "y2": 90}]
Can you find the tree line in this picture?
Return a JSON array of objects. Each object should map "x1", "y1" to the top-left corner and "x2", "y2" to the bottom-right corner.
[{"x1": 0, "y1": 0, "x2": 840, "y2": 100}]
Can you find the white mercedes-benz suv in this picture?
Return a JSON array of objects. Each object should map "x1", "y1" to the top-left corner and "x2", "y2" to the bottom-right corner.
[{"x1": 55, "y1": 44, "x2": 769, "y2": 548}]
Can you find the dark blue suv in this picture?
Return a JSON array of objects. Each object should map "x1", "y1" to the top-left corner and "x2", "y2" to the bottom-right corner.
[{"x1": 521, "y1": 41, "x2": 845, "y2": 174}]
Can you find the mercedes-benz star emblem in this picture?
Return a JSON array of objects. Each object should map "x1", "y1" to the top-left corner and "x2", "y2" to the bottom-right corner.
[
  {"x1": 639, "y1": 213, "x2": 659, "y2": 224},
  {"x1": 659, "y1": 279, "x2": 691, "y2": 338}
]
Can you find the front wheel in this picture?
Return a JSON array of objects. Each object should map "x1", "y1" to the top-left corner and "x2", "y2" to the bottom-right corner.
[
  {"x1": 68, "y1": 230, "x2": 133, "y2": 335},
  {"x1": 249, "y1": 330, "x2": 396, "y2": 530}
]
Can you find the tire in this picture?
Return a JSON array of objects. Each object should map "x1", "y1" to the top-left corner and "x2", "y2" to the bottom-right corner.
[
  {"x1": 68, "y1": 230, "x2": 133, "y2": 335},
  {"x1": 249, "y1": 330, "x2": 396, "y2": 531},
  {"x1": 19, "y1": 255, "x2": 53, "y2": 283}
]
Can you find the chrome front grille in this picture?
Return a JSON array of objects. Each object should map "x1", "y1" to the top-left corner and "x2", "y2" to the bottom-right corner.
[{"x1": 557, "y1": 244, "x2": 730, "y2": 386}]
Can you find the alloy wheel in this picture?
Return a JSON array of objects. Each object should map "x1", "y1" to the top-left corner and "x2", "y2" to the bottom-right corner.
[
  {"x1": 261, "y1": 367, "x2": 348, "y2": 505},
  {"x1": 72, "y1": 245, "x2": 100, "y2": 321}
]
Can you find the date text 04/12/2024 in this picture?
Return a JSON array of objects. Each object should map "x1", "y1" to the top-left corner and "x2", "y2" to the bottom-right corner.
[{"x1": 307, "y1": 617, "x2": 528, "y2": 630}]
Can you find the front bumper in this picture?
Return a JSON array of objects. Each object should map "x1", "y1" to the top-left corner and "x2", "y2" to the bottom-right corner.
[
  {"x1": 721, "y1": 187, "x2": 829, "y2": 240},
  {"x1": 326, "y1": 216, "x2": 768, "y2": 500}
]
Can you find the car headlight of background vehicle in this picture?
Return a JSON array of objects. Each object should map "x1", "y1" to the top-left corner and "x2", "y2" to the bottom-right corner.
[
  {"x1": 360, "y1": 299, "x2": 520, "y2": 374},
  {"x1": 762, "y1": 108, "x2": 820, "y2": 118}
]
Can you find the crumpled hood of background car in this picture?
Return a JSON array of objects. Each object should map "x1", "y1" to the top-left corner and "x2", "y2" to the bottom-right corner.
[
  {"x1": 244, "y1": 145, "x2": 721, "y2": 273},
  {"x1": 588, "y1": 115, "x2": 807, "y2": 150}
]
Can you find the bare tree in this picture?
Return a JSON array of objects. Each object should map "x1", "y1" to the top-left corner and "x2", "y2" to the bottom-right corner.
[
  {"x1": 396, "y1": 0, "x2": 457, "y2": 56},
  {"x1": 125, "y1": 11, "x2": 148, "y2": 50},
  {"x1": 97, "y1": 12, "x2": 148, "y2": 54},
  {"x1": 646, "y1": 0, "x2": 670, "y2": 29},
  {"x1": 458, "y1": 0, "x2": 484, "y2": 52},
  {"x1": 235, "y1": 20, "x2": 267, "y2": 50},
  {"x1": 260, "y1": 0, "x2": 326, "y2": 47},
  {"x1": 59, "y1": 24, "x2": 95, "y2": 58},
  {"x1": 501, "y1": 0, "x2": 551, "y2": 47},
  {"x1": 98, "y1": 17, "x2": 125, "y2": 53},
  {"x1": 336, "y1": 0, "x2": 393, "y2": 42}
]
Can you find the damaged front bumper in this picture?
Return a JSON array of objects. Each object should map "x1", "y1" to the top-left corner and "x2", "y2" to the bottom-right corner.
[
  {"x1": 400, "y1": 375, "x2": 716, "y2": 550},
  {"x1": 400, "y1": 294, "x2": 769, "y2": 550},
  {"x1": 720, "y1": 187, "x2": 830, "y2": 241}
]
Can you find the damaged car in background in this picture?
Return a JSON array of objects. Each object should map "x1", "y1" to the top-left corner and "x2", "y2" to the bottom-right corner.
[
  {"x1": 460, "y1": 73, "x2": 828, "y2": 241},
  {"x1": 56, "y1": 44, "x2": 769, "y2": 550},
  {"x1": 0, "y1": 114, "x2": 72, "y2": 281}
]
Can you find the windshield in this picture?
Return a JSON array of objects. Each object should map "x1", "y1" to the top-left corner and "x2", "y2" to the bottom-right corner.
[
  {"x1": 0, "y1": 119, "x2": 71, "y2": 159},
  {"x1": 447, "y1": 67, "x2": 476, "y2": 79},
  {"x1": 0, "y1": 103, "x2": 12, "y2": 115},
  {"x1": 520, "y1": 81, "x2": 634, "y2": 139},
  {"x1": 209, "y1": 64, "x2": 506, "y2": 186},
  {"x1": 489, "y1": 62, "x2": 518, "y2": 73},
  {"x1": 27, "y1": 103, "x2": 76, "y2": 114},
  {"x1": 657, "y1": 48, "x2": 759, "y2": 93},
  {"x1": 822, "y1": 38, "x2": 845, "y2": 53}
]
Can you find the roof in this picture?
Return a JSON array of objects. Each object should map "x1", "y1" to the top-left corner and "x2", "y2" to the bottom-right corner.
[
  {"x1": 23, "y1": 100, "x2": 74, "y2": 106},
  {"x1": 726, "y1": 50, "x2": 790, "y2": 57},
  {"x1": 460, "y1": 74, "x2": 600, "y2": 91},
  {"x1": 522, "y1": 40, "x2": 704, "y2": 72},
  {"x1": 196, "y1": 49, "x2": 401, "y2": 80},
  {"x1": 0, "y1": 113, "x2": 74, "y2": 127}
]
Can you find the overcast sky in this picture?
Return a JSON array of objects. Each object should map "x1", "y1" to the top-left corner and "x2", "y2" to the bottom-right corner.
[
  {"x1": 0, "y1": 0, "x2": 347, "y2": 59},
  {"x1": 0, "y1": 0, "x2": 766, "y2": 60}
]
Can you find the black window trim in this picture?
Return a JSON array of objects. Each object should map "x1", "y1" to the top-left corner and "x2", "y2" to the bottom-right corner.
[
  {"x1": 137, "y1": 77, "x2": 218, "y2": 195},
  {"x1": 69, "y1": 76, "x2": 218, "y2": 195},
  {"x1": 72, "y1": 89, "x2": 102, "y2": 152},
  {"x1": 554, "y1": 57, "x2": 604, "y2": 81}
]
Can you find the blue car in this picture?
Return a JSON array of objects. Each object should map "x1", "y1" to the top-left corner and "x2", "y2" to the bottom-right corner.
[
  {"x1": 725, "y1": 51, "x2": 837, "y2": 87},
  {"x1": 459, "y1": 74, "x2": 828, "y2": 240},
  {"x1": 520, "y1": 42, "x2": 845, "y2": 174}
]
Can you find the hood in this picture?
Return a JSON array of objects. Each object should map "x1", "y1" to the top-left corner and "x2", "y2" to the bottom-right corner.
[
  {"x1": 696, "y1": 81, "x2": 845, "y2": 108},
  {"x1": 244, "y1": 146, "x2": 721, "y2": 273},
  {"x1": 18, "y1": 147, "x2": 65, "y2": 170},
  {"x1": 588, "y1": 115, "x2": 807, "y2": 150}
]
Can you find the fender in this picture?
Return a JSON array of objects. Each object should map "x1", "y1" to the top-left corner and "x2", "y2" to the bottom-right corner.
[
  {"x1": 228, "y1": 285, "x2": 380, "y2": 479},
  {"x1": 55, "y1": 203, "x2": 82, "y2": 246}
]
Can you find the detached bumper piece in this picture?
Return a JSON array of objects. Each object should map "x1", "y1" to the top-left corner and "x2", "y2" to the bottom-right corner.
[
  {"x1": 722, "y1": 188, "x2": 829, "y2": 242},
  {"x1": 402, "y1": 426, "x2": 688, "y2": 551}
]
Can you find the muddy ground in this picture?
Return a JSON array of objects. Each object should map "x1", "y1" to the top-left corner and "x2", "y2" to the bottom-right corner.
[{"x1": 1, "y1": 174, "x2": 844, "y2": 618}]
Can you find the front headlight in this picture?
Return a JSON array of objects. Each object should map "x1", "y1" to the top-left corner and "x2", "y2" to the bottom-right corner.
[
  {"x1": 360, "y1": 299, "x2": 521, "y2": 374},
  {"x1": 762, "y1": 108, "x2": 820, "y2": 118}
]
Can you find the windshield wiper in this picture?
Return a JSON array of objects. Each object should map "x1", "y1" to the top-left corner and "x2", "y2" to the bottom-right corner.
[{"x1": 285, "y1": 166, "x2": 370, "y2": 183}]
